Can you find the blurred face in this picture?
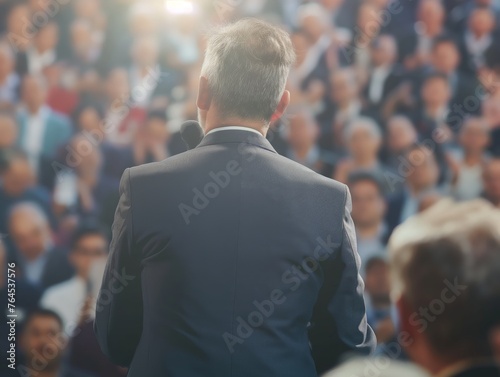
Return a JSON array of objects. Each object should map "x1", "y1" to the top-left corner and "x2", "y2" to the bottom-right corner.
[
  {"x1": 422, "y1": 77, "x2": 450, "y2": 108},
  {"x1": 106, "y1": 69, "x2": 130, "y2": 102},
  {"x1": 2, "y1": 158, "x2": 35, "y2": 196},
  {"x1": 431, "y1": 42, "x2": 460, "y2": 74},
  {"x1": 78, "y1": 107, "x2": 102, "y2": 131},
  {"x1": 132, "y1": 37, "x2": 159, "y2": 68},
  {"x1": 469, "y1": 8, "x2": 495, "y2": 37},
  {"x1": 20, "y1": 316, "x2": 66, "y2": 371},
  {"x1": 34, "y1": 23, "x2": 59, "y2": 52},
  {"x1": 70, "y1": 234, "x2": 107, "y2": 278},
  {"x1": 9, "y1": 212, "x2": 50, "y2": 261},
  {"x1": 71, "y1": 22, "x2": 92, "y2": 55},
  {"x1": 418, "y1": 0, "x2": 445, "y2": 27},
  {"x1": 365, "y1": 260, "x2": 390, "y2": 301},
  {"x1": 407, "y1": 149, "x2": 439, "y2": 192},
  {"x1": 459, "y1": 119, "x2": 490, "y2": 153},
  {"x1": 7, "y1": 5, "x2": 30, "y2": 37},
  {"x1": 22, "y1": 76, "x2": 47, "y2": 111},
  {"x1": 0, "y1": 116, "x2": 18, "y2": 148},
  {"x1": 74, "y1": 0, "x2": 101, "y2": 18},
  {"x1": 300, "y1": 15, "x2": 325, "y2": 42},
  {"x1": 387, "y1": 119, "x2": 417, "y2": 152},
  {"x1": 351, "y1": 180, "x2": 385, "y2": 228},
  {"x1": 358, "y1": 4, "x2": 381, "y2": 37},
  {"x1": 71, "y1": 138, "x2": 102, "y2": 177},
  {"x1": 331, "y1": 72, "x2": 357, "y2": 105},
  {"x1": 348, "y1": 127, "x2": 381, "y2": 162},
  {"x1": 370, "y1": 37, "x2": 396, "y2": 67},
  {"x1": 483, "y1": 160, "x2": 500, "y2": 203}
]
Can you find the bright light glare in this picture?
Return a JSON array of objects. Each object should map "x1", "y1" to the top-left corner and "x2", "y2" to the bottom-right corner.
[{"x1": 164, "y1": 0, "x2": 194, "y2": 15}]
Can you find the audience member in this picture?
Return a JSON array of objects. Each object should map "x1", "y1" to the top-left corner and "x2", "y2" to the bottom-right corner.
[
  {"x1": 18, "y1": 309, "x2": 95, "y2": 377},
  {"x1": 390, "y1": 199, "x2": 500, "y2": 376},
  {"x1": 41, "y1": 226, "x2": 107, "y2": 334},
  {"x1": 8, "y1": 202, "x2": 74, "y2": 289},
  {"x1": 450, "y1": 117, "x2": 490, "y2": 201},
  {"x1": 348, "y1": 172, "x2": 388, "y2": 264}
]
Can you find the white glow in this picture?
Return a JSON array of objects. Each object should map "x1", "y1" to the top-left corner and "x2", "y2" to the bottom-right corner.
[{"x1": 164, "y1": 0, "x2": 194, "y2": 15}]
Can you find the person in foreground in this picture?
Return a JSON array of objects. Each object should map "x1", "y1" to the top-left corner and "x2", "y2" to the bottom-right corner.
[
  {"x1": 389, "y1": 199, "x2": 500, "y2": 377},
  {"x1": 94, "y1": 19, "x2": 375, "y2": 376}
]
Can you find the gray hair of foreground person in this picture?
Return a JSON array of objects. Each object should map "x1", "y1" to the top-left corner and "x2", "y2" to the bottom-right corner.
[{"x1": 389, "y1": 199, "x2": 500, "y2": 373}]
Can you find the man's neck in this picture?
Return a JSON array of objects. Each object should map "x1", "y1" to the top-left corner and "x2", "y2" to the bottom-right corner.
[
  {"x1": 425, "y1": 104, "x2": 447, "y2": 120},
  {"x1": 408, "y1": 184, "x2": 432, "y2": 197},
  {"x1": 203, "y1": 116, "x2": 268, "y2": 137},
  {"x1": 463, "y1": 152, "x2": 483, "y2": 166},
  {"x1": 338, "y1": 99, "x2": 356, "y2": 111},
  {"x1": 424, "y1": 23, "x2": 442, "y2": 38},
  {"x1": 27, "y1": 104, "x2": 43, "y2": 116},
  {"x1": 35, "y1": 45, "x2": 52, "y2": 55}
]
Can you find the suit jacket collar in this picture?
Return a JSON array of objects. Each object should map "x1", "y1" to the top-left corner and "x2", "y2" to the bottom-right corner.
[{"x1": 196, "y1": 128, "x2": 277, "y2": 154}]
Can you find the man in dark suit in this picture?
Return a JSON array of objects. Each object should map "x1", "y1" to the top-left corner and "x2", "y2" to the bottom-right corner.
[{"x1": 95, "y1": 19, "x2": 375, "y2": 377}]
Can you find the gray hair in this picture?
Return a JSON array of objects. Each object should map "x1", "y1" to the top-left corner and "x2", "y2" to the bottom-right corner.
[
  {"x1": 344, "y1": 116, "x2": 382, "y2": 143},
  {"x1": 201, "y1": 19, "x2": 295, "y2": 123},
  {"x1": 9, "y1": 202, "x2": 48, "y2": 225},
  {"x1": 389, "y1": 199, "x2": 500, "y2": 359}
]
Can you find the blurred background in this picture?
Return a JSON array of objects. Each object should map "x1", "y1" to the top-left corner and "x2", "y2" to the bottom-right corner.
[{"x1": 1, "y1": 0, "x2": 500, "y2": 376}]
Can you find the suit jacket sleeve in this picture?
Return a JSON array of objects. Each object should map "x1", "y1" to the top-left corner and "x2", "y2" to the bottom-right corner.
[
  {"x1": 94, "y1": 168, "x2": 143, "y2": 366},
  {"x1": 309, "y1": 186, "x2": 376, "y2": 373}
]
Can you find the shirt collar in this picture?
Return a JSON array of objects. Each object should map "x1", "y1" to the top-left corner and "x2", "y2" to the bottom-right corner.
[{"x1": 206, "y1": 126, "x2": 263, "y2": 137}]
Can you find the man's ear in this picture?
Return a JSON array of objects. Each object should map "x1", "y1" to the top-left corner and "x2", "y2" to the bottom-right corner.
[
  {"x1": 270, "y1": 90, "x2": 290, "y2": 123},
  {"x1": 197, "y1": 76, "x2": 212, "y2": 111}
]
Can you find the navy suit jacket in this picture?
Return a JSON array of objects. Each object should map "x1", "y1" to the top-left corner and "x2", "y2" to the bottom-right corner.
[{"x1": 94, "y1": 129, "x2": 375, "y2": 377}]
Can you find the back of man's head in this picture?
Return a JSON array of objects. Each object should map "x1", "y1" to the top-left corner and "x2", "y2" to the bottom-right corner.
[
  {"x1": 390, "y1": 199, "x2": 500, "y2": 370},
  {"x1": 201, "y1": 19, "x2": 295, "y2": 123}
]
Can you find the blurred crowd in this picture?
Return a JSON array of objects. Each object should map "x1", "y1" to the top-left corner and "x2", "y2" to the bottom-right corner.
[{"x1": 1, "y1": 0, "x2": 500, "y2": 376}]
